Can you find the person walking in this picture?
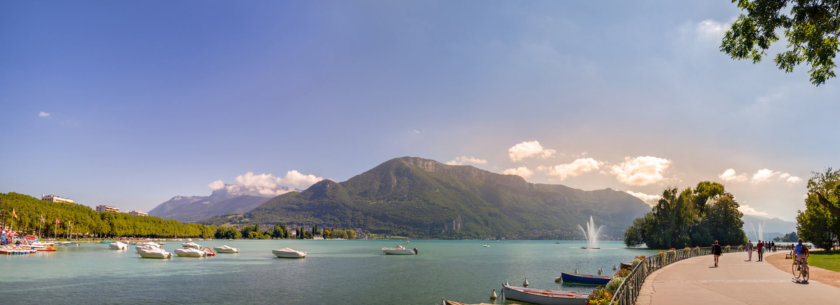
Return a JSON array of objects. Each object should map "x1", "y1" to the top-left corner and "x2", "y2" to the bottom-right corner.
[
  {"x1": 756, "y1": 240, "x2": 764, "y2": 262},
  {"x1": 712, "y1": 240, "x2": 723, "y2": 267},
  {"x1": 746, "y1": 240, "x2": 754, "y2": 261}
]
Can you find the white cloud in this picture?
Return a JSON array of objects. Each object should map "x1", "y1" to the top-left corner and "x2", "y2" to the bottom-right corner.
[
  {"x1": 38, "y1": 111, "x2": 50, "y2": 117},
  {"x1": 446, "y1": 156, "x2": 488, "y2": 166},
  {"x1": 208, "y1": 179, "x2": 225, "y2": 190},
  {"x1": 508, "y1": 140, "x2": 556, "y2": 162},
  {"x1": 625, "y1": 190, "x2": 660, "y2": 207},
  {"x1": 719, "y1": 168, "x2": 747, "y2": 182},
  {"x1": 502, "y1": 166, "x2": 534, "y2": 179},
  {"x1": 695, "y1": 19, "x2": 729, "y2": 43},
  {"x1": 610, "y1": 156, "x2": 671, "y2": 186},
  {"x1": 210, "y1": 170, "x2": 324, "y2": 197},
  {"x1": 277, "y1": 170, "x2": 324, "y2": 189},
  {"x1": 539, "y1": 158, "x2": 603, "y2": 180},
  {"x1": 410, "y1": 129, "x2": 421, "y2": 135},
  {"x1": 738, "y1": 204, "x2": 769, "y2": 217},
  {"x1": 751, "y1": 169, "x2": 801, "y2": 184}
]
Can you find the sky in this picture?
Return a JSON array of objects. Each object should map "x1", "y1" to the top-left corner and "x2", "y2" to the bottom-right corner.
[{"x1": 1, "y1": 1, "x2": 837, "y2": 221}]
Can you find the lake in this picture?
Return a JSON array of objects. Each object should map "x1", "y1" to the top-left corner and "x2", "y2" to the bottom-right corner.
[{"x1": 0, "y1": 240, "x2": 653, "y2": 304}]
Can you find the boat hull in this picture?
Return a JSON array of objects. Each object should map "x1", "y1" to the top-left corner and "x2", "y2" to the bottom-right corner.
[
  {"x1": 213, "y1": 246, "x2": 239, "y2": 253},
  {"x1": 382, "y1": 249, "x2": 416, "y2": 255},
  {"x1": 273, "y1": 248, "x2": 306, "y2": 258},
  {"x1": 559, "y1": 272, "x2": 611, "y2": 285},
  {"x1": 175, "y1": 249, "x2": 205, "y2": 257},
  {"x1": 502, "y1": 284, "x2": 588, "y2": 305}
]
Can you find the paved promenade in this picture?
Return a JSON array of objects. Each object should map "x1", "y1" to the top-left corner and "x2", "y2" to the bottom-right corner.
[{"x1": 637, "y1": 251, "x2": 840, "y2": 305}]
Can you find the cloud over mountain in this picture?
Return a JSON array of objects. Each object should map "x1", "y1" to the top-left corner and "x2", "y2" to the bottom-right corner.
[
  {"x1": 502, "y1": 166, "x2": 534, "y2": 179},
  {"x1": 508, "y1": 140, "x2": 555, "y2": 162},
  {"x1": 539, "y1": 158, "x2": 602, "y2": 180},
  {"x1": 611, "y1": 156, "x2": 671, "y2": 186},
  {"x1": 446, "y1": 156, "x2": 487, "y2": 166},
  {"x1": 208, "y1": 170, "x2": 324, "y2": 197}
]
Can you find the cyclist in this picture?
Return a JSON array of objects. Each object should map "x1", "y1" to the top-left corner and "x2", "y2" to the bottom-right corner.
[{"x1": 793, "y1": 239, "x2": 810, "y2": 282}]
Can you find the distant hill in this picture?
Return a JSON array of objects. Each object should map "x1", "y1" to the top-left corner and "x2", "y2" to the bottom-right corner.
[
  {"x1": 203, "y1": 157, "x2": 651, "y2": 239},
  {"x1": 149, "y1": 185, "x2": 295, "y2": 222},
  {"x1": 742, "y1": 214, "x2": 797, "y2": 240}
]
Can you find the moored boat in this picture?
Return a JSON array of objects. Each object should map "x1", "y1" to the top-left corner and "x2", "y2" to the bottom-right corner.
[
  {"x1": 382, "y1": 244, "x2": 417, "y2": 255},
  {"x1": 175, "y1": 248, "x2": 206, "y2": 257},
  {"x1": 182, "y1": 242, "x2": 201, "y2": 249},
  {"x1": 137, "y1": 246, "x2": 172, "y2": 259},
  {"x1": 272, "y1": 247, "x2": 306, "y2": 258},
  {"x1": 558, "y1": 272, "x2": 611, "y2": 285},
  {"x1": 213, "y1": 245, "x2": 239, "y2": 253},
  {"x1": 109, "y1": 241, "x2": 128, "y2": 250},
  {"x1": 502, "y1": 283, "x2": 588, "y2": 305}
]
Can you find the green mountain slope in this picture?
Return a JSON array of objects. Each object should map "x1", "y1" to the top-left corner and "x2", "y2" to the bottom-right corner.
[{"x1": 204, "y1": 157, "x2": 650, "y2": 239}]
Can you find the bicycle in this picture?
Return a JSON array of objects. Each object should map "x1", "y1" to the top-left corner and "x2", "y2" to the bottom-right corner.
[{"x1": 792, "y1": 257, "x2": 810, "y2": 282}]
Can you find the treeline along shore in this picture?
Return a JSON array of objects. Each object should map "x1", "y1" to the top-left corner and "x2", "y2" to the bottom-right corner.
[{"x1": 0, "y1": 193, "x2": 356, "y2": 240}]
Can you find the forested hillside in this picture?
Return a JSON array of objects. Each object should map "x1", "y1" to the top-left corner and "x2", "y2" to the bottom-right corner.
[{"x1": 0, "y1": 193, "x2": 215, "y2": 238}]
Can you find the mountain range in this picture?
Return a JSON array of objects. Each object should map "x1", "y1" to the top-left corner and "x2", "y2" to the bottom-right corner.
[
  {"x1": 201, "y1": 157, "x2": 651, "y2": 239},
  {"x1": 148, "y1": 184, "x2": 296, "y2": 222}
]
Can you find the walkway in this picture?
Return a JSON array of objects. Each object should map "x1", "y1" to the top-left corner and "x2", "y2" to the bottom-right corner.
[{"x1": 636, "y1": 251, "x2": 840, "y2": 305}]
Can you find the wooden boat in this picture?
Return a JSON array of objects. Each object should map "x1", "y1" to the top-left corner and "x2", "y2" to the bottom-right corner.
[
  {"x1": 502, "y1": 283, "x2": 588, "y2": 305},
  {"x1": 559, "y1": 272, "x2": 611, "y2": 285},
  {"x1": 620, "y1": 262, "x2": 633, "y2": 270},
  {"x1": 272, "y1": 247, "x2": 307, "y2": 258}
]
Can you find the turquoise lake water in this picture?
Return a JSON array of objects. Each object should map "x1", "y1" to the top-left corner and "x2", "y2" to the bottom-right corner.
[{"x1": 0, "y1": 240, "x2": 653, "y2": 304}]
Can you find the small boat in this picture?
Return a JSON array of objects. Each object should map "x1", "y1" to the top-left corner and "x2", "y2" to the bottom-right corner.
[
  {"x1": 272, "y1": 247, "x2": 307, "y2": 258},
  {"x1": 482, "y1": 244, "x2": 490, "y2": 247},
  {"x1": 213, "y1": 245, "x2": 239, "y2": 253},
  {"x1": 182, "y1": 242, "x2": 201, "y2": 249},
  {"x1": 202, "y1": 247, "x2": 216, "y2": 256},
  {"x1": 109, "y1": 241, "x2": 128, "y2": 250},
  {"x1": 0, "y1": 247, "x2": 35, "y2": 255},
  {"x1": 175, "y1": 248, "x2": 206, "y2": 257},
  {"x1": 558, "y1": 272, "x2": 611, "y2": 285},
  {"x1": 382, "y1": 244, "x2": 417, "y2": 255},
  {"x1": 443, "y1": 300, "x2": 497, "y2": 305},
  {"x1": 620, "y1": 262, "x2": 633, "y2": 270},
  {"x1": 502, "y1": 283, "x2": 588, "y2": 305},
  {"x1": 137, "y1": 246, "x2": 172, "y2": 259}
]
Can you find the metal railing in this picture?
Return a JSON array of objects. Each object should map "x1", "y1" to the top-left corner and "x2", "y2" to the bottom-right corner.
[{"x1": 608, "y1": 246, "x2": 741, "y2": 305}]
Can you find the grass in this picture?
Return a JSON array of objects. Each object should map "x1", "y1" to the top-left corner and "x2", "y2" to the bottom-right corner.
[{"x1": 808, "y1": 251, "x2": 840, "y2": 272}]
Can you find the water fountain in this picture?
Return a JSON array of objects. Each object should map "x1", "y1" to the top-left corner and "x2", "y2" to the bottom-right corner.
[
  {"x1": 577, "y1": 216, "x2": 604, "y2": 249},
  {"x1": 749, "y1": 223, "x2": 764, "y2": 241}
]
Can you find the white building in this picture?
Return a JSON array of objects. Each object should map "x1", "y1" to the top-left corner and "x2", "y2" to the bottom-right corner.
[
  {"x1": 42, "y1": 194, "x2": 74, "y2": 204},
  {"x1": 96, "y1": 205, "x2": 120, "y2": 213},
  {"x1": 128, "y1": 210, "x2": 148, "y2": 217}
]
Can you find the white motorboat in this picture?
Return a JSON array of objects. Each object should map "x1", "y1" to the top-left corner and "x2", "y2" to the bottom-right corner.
[
  {"x1": 182, "y1": 242, "x2": 201, "y2": 249},
  {"x1": 135, "y1": 242, "x2": 160, "y2": 253},
  {"x1": 109, "y1": 241, "x2": 128, "y2": 250},
  {"x1": 213, "y1": 245, "x2": 239, "y2": 253},
  {"x1": 272, "y1": 247, "x2": 306, "y2": 258},
  {"x1": 382, "y1": 244, "x2": 417, "y2": 255},
  {"x1": 137, "y1": 246, "x2": 172, "y2": 259},
  {"x1": 175, "y1": 248, "x2": 206, "y2": 257}
]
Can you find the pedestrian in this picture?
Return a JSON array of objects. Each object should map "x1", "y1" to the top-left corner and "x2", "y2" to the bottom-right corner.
[
  {"x1": 757, "y1": 240, "x2": 764, "y2": 261},
  {"x1": 746, "y1": 239, "x2": 754, "y2": 261},
  {"x1": 712, "y1": 240, "x2": 723, "y2": 267}
]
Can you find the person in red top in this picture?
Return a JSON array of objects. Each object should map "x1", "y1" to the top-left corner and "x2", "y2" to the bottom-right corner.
[{"x1": 756, "y1": 240, "x2": 764, "y2": 262}]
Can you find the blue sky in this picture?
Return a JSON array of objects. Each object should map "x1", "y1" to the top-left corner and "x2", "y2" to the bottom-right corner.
[{"x1": 1, "y1": 1, "x2": 837, "y2": 221}]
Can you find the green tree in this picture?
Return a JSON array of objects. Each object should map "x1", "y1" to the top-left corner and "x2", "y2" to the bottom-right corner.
[
  {"x1": 722, "y1": 0, "x2": 840, "y2": 85},
  {"x1": 797, "y1": 168, "x2": 840, "y2": 250},
  {"x1": 346, "y1": 229, "x2": 356, "y2": 240},
  {"x1": 624, "y1": 182, "x2": 747, "y2": 249}
]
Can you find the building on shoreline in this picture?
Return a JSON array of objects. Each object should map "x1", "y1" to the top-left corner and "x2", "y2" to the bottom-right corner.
[
  {"x1": 41, "y1": 194, "x2": 74, "y2": 204},
  {"x1": 96, "y1": 205, "x2": 120, "y2": 213},
  {"x1": 128, "y1": 210, "x2": 148, "y2": 217}
]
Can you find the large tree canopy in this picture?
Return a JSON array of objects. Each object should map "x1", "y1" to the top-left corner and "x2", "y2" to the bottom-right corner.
[
  {"x1": 721, "y1": 0, "x2": 840, "y2": 86},
  {"x1": 797, "y1": 168, "x2": 840, "y2": 250},
  {"x1": 624, "y1": 181, "x2": 746, "y2": 249}
]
